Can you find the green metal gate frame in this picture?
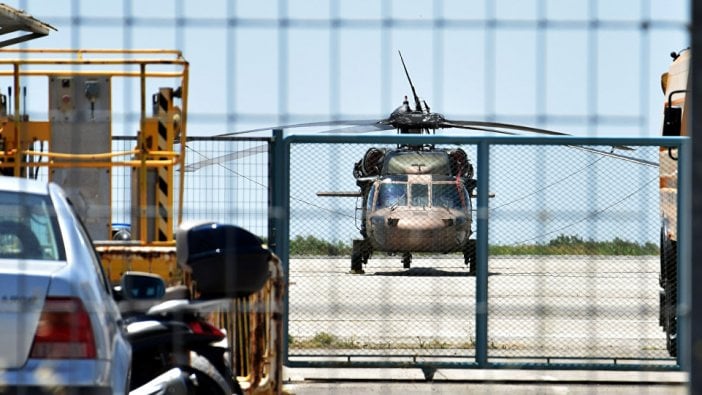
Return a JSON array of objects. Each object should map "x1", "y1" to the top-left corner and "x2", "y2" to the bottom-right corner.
[{"x1": 271, "y1": 131, "x2": 689, "y2": 372}]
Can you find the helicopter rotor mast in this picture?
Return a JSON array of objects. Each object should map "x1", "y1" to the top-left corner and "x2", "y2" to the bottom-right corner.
[
  {"x1": 398, "y1": 51, "x2": 423, "y2": 113},
  {"x1": 394, "y1": 51, "x2": 442, "y2": 138}
]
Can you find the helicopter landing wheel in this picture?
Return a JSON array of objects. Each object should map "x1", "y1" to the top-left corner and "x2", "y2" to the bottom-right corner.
[
  {"x1": 350, "y1": 239, "x2": 365, "y2": 274},
  {"x1": 464, "y1": 239, "x2": 477, "y2": 275},
  {"x1": 402, "y1": 252, "x2": 412, "y2": 269}
]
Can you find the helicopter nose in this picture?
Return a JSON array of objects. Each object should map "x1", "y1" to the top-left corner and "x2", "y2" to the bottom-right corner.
[
  {"x1": 369, "y1": 212, "x2": 470, "y2": 253},
  {"x1": 370, "y1": 216, "x2": 384, "y2": 226}
]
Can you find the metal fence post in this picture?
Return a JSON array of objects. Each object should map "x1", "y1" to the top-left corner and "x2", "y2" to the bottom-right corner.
[
  {"x1": 476, "y1": 140, "x2": 490, "y2": 367},
  {"x1": 679, "y1": 137, "x2": 692, "y2": 372},
  {"x1": 270, "y1": 128, "x2": 291, "y2": 364}
]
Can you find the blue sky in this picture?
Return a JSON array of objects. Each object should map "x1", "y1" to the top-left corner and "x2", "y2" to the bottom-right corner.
[
  {"x1": 0, "y1": 1, "x2": 690, "y2": 243},
  {"x1": 2, "y1": 0, "x2": 690, "y2": 138}
]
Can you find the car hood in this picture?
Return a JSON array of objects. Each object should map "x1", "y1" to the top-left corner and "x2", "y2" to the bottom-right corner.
[{"x1": 0, "y1": 260, "x2": 63, "y2": 369}]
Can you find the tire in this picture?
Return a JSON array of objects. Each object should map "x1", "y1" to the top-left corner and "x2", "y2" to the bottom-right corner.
[
  {"x1": 664, "y1": 267, "x2": 678, "y2": 357},
  {"x1": 660, "y1": 229, "x2": 675, "y2": 287},
  {"x1": 665, "y1": 277, "x2": 678, "y2": 357},
  {"x1": 188, "y1": 352, "x2": 234, "y2": 395},
  {"x1": 660, "y1": 234, "x2": 677, "y2": 357},
  {"x1": 659, "y1": 290, "x2": 665, "y2": 327}
]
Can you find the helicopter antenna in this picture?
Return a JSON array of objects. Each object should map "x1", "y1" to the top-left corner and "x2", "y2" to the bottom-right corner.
[{"x1": 398, "y1": 51, "x2": 423, "y2": 112}]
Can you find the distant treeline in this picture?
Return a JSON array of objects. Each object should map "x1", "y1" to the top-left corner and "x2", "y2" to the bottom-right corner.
[
  {"x1": 286, "y1": 234, "x2": 658, "y2": 256},
  {"x1": 489, "y1": 234, "x2": 658, "y2": 256},
  {"x1": 289, "y1": 235, "x2": 352, "y2": 256}
]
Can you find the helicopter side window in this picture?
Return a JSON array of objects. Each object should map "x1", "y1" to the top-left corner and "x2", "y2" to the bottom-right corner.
[
  {"x1": 463, "y1": 186, "x2": 472, "y2": 210},
  {"x1": 432, "y1": 183, "x2": 463, "y2": 209},
  {"x1": 410, "y1": 184, "x2": 429, "y2": 207},
  {"x1": 377, "y1": 183, "x2": 406, "y2": 208},
  {"x1": 366, "y1": 184, "x2": 376, "y2": 211}
]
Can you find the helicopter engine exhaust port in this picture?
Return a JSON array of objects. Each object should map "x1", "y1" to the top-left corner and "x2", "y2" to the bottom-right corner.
[
  {"x1": 354, "y1": 147, "x2": 386, "y2": 179},
  {"x1": 448, "y1": 148, "x2": 474, "y2": 179}
]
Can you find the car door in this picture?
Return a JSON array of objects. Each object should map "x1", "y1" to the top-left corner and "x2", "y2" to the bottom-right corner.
[{"x1": 55, "y1": 187, "x2": 131, "y2": 390}]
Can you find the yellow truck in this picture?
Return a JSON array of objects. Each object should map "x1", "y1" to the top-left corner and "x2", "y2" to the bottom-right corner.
[{"x1": 658, "y1": 48, "x2": 689, "y2": 358}]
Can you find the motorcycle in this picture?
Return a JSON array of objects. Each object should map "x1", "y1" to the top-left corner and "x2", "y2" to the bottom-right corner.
[
  {"x1": 129, "y1": 367, "x2": 213, "y2": 395},
  {"x1": 116, "y1": 222, "x2": 273, "y2": 395},
  {"x1": 116, "y1": 284, "x2": 238, "y2": 394}
]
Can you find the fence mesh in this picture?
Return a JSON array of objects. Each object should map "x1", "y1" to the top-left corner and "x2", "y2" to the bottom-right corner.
[
  {"x1": 110, "y1": 136, "x2": 270, "y2": 239},
  {"x1": 9, "y1": 0, "x2": 688, "y2": 375},
  {"x1": 286, "y1": 139, "x2": 674, "y2": 367},
  {"x1": 487, "y1": 144, "x2": 663, "y2": 362}
]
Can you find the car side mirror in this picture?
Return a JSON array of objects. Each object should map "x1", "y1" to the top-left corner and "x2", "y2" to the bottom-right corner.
[{"x1": 119, "y1": 271, "x2": 166, "y2": 301}]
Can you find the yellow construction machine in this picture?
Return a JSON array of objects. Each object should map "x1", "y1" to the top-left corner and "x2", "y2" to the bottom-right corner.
[
  {"x1": 0, "y1": 5, "x2": 284, "y2": 394},
  {"x1": 0, "y1": 47, "x2": 187, "y2": 284}
]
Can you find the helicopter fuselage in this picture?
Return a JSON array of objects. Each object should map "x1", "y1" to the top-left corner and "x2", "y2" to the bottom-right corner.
[{"x1": 364, "y1": 174, "x2": 472, "y2": 253}]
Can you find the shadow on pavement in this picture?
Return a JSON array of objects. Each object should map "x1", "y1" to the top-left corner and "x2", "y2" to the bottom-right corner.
[{"x1": 371, "y1": 267, "x2": 499, "y2": 277}]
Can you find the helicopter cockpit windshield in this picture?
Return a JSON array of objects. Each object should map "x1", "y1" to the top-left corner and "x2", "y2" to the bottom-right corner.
[
  {"x1": 375, "y1": 180, "x2": 468, "y2": 210},
  {"x1": 377, "y1": 183, "x2": 407, "y2": 208},
  {"x1": 410, "y1": 184, "x2": 428, "y2": 207},
  {"x1": 432, "y1": 183, "x2": 465, "y2": 209}
]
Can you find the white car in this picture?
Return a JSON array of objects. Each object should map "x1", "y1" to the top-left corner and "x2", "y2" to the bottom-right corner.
[{"x1": 0, "y1": 177, "x2": 130, "y2": 394}]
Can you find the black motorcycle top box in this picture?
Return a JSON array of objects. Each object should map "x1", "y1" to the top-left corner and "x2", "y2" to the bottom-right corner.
[{"x1": 176, "y1": 222, "x2": 271, "y2": 299}]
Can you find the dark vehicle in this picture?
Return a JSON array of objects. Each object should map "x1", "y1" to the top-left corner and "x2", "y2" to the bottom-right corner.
[
  {"x1": 658, "y1": 48, "x2": 689, "y2": 357},
  {"x1": 116, "y1": 272, "x2": 237, "y2": 394},
  {"x1": 116, "y1": 221, "x2": 273, "y2": 394}
]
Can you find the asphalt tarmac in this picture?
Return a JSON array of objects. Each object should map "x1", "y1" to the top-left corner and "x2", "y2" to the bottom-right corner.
[
  {"x1": 288, "y1": 256, "x2": 670, "y2": 361},
  {"x1": 281, "y1": 367, "x2": 688, "y2": 394},
  {"x1": 284, "y1": 255, "x2": 683, "y2": 393}
]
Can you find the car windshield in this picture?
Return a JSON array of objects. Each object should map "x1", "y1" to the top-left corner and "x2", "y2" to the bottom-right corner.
[
  {"x1": 432, "y1": 183, "x2": 464, "y2": 209},
  {"x1": 376, "y1": 183, "x2": 407, "y2": 208},
  {"x1": 0, "y1": 191, "x2": 64, "y2": 260}
]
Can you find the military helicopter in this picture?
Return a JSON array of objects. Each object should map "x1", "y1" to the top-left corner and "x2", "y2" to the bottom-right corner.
[
  {"x1": 314, "y1": 52, "x2": 574, "y2": 274},
  {"x1": 327, "y1": 141, "x2": 479, "y2": 275},
  {"x1": 202, "y1": 51, "x2": 655, "y2": 274}
]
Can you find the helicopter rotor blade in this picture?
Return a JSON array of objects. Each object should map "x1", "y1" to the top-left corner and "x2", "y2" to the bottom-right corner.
[
  {"x1": 442, "y1": 119, "x2": 634, "y2": 151},
  {"x1": 565, "y1": 145, "x2": 658, "y2": 168},
  {"x1": 443, "y1": 120, "x2": 570, "y2": 136},
  {"x1": 440, "y1": 121, "x2": 519, "y2": 135},
  {"x1": 441, "y1": 121, "x2": 656, "y2": 167},
  {"x1": 321, "y1": 123, "x2": 395, "y2": 134},
  {"x1": 212, "y1": 119, "x2": 385, "y2": 137},
  {"x1": 184, "y1": 144, "x2": 267, "y2": 172}
]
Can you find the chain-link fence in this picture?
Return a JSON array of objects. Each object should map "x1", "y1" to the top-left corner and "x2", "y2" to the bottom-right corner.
[
  {"x1": 487, "y1": 144, "x2": 661, "y2": 363},
  {"x1": 110, "y1": 136, "x2": 271, "y2": 239},
  {"x1": 283, "y1": 134, "x2": 681, "y2": 370}
]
